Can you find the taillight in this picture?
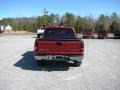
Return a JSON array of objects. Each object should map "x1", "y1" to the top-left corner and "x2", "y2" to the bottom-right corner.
[
  {"x1": 34, "y1": 39, "x2": 38, "y2": 51},
  {"x1": 81, "y1": 41, "x2": 84, "y2": 52}
]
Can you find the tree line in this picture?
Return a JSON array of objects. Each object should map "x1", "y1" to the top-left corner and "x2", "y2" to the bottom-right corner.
[{"x1": 0, "y1": 12, "x2": 120, "y2": 33}]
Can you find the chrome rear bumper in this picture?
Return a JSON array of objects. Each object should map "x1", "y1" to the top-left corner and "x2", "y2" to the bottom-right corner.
[{"x1": 35, "y1": 55, "x2": 83, "y2": 62}]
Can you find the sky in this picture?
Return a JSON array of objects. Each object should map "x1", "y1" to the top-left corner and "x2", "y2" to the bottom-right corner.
[{"x1": 0, "y1": 0, "x2": 120, "y2": 19}]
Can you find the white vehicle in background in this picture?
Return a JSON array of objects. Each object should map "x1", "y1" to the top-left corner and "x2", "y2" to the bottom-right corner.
[{"x1": 37, "y1": 27, "x2": 45, "y2": 38}]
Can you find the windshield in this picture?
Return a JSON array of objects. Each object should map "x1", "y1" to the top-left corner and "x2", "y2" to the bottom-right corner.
[{"x1": 44, "y1": 28, "x2": 75, "y2": 39}]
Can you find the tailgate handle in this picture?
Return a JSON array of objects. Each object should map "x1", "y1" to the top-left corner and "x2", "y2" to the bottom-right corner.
[{"x1": 56, "y1": 42, "x2": 63, "y2": 46}]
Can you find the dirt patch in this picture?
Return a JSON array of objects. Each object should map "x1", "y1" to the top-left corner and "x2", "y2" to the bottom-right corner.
[{"x1": 4, "y1": 31, "x2": 36, "y2": 35}]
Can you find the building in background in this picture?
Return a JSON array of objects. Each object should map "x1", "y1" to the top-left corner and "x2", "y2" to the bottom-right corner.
[{"x1": 5, "y1": 25, "x2": 12, "y2": 33}]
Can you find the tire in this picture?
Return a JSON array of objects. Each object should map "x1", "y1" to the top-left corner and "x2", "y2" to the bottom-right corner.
[
  {"x1": 36, "y1": 60, "x2": 45, "y2": 66},
  {"x1": 105, "y1": 36, "x2": 107, "y2": 39},
  {"x1": 73, "y1": 61, "x2": 82, "y2": 67},
  {"x1": 91, "y1": 36, "x2": 94, "y2": 39}
]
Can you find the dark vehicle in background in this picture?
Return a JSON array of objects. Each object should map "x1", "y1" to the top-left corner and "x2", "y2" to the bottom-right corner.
[
  {"x1": 97, "y1": 30, "x2": 108, "y2": 39},
  {"x1": 82, "y1": 29, "x2": 94, "y2": 39},
  {"x1": 0, "y1": 29, "x2": 3, "y2": 36},
  {"x1": 0, "y1": 30, "x2": 2, "y2": 33},
  {"x1": 114, "y1": 31, "x2": 120, "y2": 39},
  {"x1": 34, "y1": 26, "x2": 84, "y2": 67}
]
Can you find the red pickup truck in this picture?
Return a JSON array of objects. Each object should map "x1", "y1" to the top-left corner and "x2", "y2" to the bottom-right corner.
[
  {"x1": 34, "y1": 26, "x2": 84, "y2": 67},
  {"x1": 97, "y1": 30, "x2": 108, "y2": 39},
  {"x1": 82, "y1": 29, "x2": 94, "y2": 39}
]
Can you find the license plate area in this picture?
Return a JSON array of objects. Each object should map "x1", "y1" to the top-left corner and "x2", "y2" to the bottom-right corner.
[{"x1": 47, "y1": 55, "x2": 66, "y2": 60}]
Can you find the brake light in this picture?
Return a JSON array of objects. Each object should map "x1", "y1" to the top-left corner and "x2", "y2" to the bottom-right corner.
[
  {"x1": 34, "y1": 39, "x2": 39, "y2": 51},
  {"x1": 81, "y1": 41, "x2": 84, "y2": 52}
]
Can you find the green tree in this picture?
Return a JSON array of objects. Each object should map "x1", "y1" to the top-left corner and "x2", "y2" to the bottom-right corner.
[
  {"x1": 63, "y1": 12, "x2": 75, "y2": 26},
  {"x1": 109, "y1": 12, "x2": 120, "y2": 33},
  {"x1": 75, "y1": 16, "x2": 84, "y2": 33},
  {"x1": 110, "y1": 21, "x2": 119, "y2": 33},
  {"x1": 95, "y1": 14, "x2": 110, "y2": 32}
]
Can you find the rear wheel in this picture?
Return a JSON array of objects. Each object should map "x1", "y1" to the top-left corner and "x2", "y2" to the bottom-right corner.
[
  {"x1": 105, "y1": 36, "x2": 107, "y2": 39},
  {"x1": 83, "y1": 36, "x2": 86, "y2": 39},
  {"x1": 73, "y1": 61, "x2": 82, "y2": 67},
  {"x1": 37, "y1": 60, "x2": 45, "y2": 66},
  {"x1": 92, "y1": 36, "x2": 94, "y2": 39}
]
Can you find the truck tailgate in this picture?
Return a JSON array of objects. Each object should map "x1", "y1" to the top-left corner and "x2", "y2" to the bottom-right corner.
[{"x1": 35, "y1": 39, "x2": 84, "y2": 55}]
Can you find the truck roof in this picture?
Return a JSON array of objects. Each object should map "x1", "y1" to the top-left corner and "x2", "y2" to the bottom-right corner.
[{"x1": 46, "y1": 26, "x2": 74, "y2": 29}]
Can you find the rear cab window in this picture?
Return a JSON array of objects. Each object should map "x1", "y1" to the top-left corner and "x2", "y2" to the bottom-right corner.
[{"x1": 44, "y1": 28, "x2": 75, "y2": 39}]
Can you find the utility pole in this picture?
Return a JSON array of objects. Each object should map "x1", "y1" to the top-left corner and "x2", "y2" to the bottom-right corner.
[{"x1": 43, "y1": 8, "x2": 48, "y2": 27}]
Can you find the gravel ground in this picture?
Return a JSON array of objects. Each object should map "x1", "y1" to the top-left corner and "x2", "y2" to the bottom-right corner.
[{"x1": 0, "y1": 35, "x2": 120, "y2": 90}]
